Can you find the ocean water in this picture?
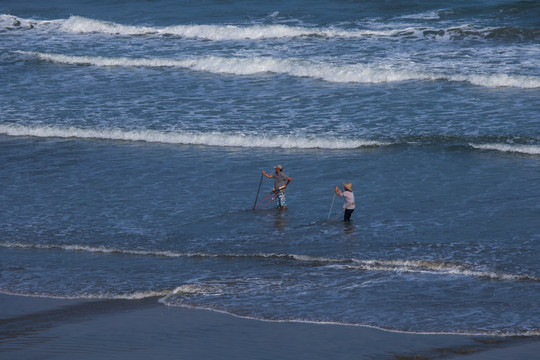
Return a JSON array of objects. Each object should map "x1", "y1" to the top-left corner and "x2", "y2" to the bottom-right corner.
[{"x1": 1, "y1": 0, "x2": 539, "y2": 336}]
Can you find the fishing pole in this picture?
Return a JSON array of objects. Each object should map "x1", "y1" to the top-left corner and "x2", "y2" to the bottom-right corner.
[
  {"x1": 260, "y1": 192, "x2": 278, "y2": 209},
  {"x1": 327, "y1": 192, "x2": 336, "y2": 221},
  {"x1": 253, "y1": 172, "x2": 264, "y2": 209},
  {"x1": 331, "y1": 208, "x2": 345, "y2": 221},
  {"x1": 254, "y1": 191, "x2": 276, "y2": 210}
]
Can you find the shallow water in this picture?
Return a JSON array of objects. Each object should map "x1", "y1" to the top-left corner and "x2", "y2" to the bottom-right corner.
[{"x1": 1, "y1": 0, "x2": 539, "y2": 336}]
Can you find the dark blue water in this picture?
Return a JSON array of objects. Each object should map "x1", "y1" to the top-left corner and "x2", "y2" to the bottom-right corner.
[{"x1": 1, "y1": 0, "x2": 539, "y2": 336}]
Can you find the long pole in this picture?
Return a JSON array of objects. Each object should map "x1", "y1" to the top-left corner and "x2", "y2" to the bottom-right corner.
[
  {"x1": 253, "y1": 172, "x2": 264, "y2": 209},
  {"x1": 327, "y1": 192, "x2": 336, "y2": 220}
]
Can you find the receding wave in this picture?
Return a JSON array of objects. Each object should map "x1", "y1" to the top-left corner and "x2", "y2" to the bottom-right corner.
[
  {"x1": 1, "y1": 289, "x2": 170, "y2": 301},
  {"x1": 17, "y1": 51, "x2": 540, "y2": 88},
  {"x1": 4, "y1": 286, "x2": 538, "y2": 337},
  {"x1": 2, "y1": 242, "x2": 538, "y2": 282},
  {"x1": 469, "y1": 143, "x2": 540, "y2": 155},
  {"x1": 0, "y1": 124, "x2": 383, "y2": 149}
]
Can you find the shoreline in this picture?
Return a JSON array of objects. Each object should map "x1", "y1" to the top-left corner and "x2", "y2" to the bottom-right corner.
[{"x1": 1, "y1": 294, "x2": 539, "y2": 359}]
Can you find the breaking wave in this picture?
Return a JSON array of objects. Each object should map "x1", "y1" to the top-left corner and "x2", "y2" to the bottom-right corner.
[
  {"x1": 2, "y1": 124, "x2": 539, "y2": 155},
  {"x1": 0, "y1": 124, "x2": 383, "y2": 149},
  {"x1": 59, "y1": 15, "x2": 392, "y2": 40},
  {"x1": 17, "y1": 51, "x2": 540, "y2": 88},
  {"x1": 2, "y1": 241, "x2": 538, "y2": 282},
  {"x1": 3, "y1": 14, "x2": 539, "y2": 42}
]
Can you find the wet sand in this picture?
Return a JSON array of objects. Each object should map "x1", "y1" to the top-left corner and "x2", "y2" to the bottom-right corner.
[{"x1": 1, "y1": 294, "x2": 538, "y2": 359}]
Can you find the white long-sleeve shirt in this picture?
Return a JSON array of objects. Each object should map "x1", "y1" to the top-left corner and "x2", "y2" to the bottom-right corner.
[{"x1": 339, "y1": 191, "x2": 355, "y2": 210}]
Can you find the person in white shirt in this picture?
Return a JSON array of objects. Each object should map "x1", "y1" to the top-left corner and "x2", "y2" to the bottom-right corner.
[{"x1": 334, "y1": 182, "x2": 355, "y2": 221}]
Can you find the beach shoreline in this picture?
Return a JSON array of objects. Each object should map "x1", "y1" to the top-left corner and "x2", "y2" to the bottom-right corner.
[{"x1": 1, "y1": 293, "x2": 539, "y2": 359}]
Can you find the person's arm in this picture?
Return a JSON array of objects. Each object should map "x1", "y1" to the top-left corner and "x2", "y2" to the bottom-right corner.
[
  {"x1": 277, "y1": 176, "x2": 291, "y2": 191},
  {"x1": 335, "y1": 186, "x2": 343, "y2": 196},
  {"x1": 262, "y1": 170, "x2": 273, "y2": 178},
  {"x1": 286, "y1": 177, "x2": 291, "y2": 187}
]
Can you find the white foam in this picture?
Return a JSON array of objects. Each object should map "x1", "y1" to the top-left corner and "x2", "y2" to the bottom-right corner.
[
  {"x1": 470, "y1": 143, "x2": 540, "y2": 155},
  {"x1": 59, "y1": 15, "x2": 410, "y2": 40},
  {"x1": 1, "y1": 289, "x2": 171, "y2": 300},
  {"x1": 345, "y1": 259, "x2": 540, "y2": 281},
  {"x1": 160, "y1": 293, "x2": 540, "y2": 337},
  {"x1": 4, "y1": 13, "x2": 538, "y2": 47},
  {"x1": 56, "y1": 16, "x2": 510, "y2": 43},
  {"x1": 394, "y1": 11, "x2": 442, "y2": 20},
  {"x1": 18, "y1": 51, "x2": 540, "y2": 88},
  {"x1": 3, "y1": 287, "x2": 536, "y2": 337},
  {"x1": 0, "y1": 241, "x2": 219, "y2": 259},
  {"x1": 0, "y1": 14, "x2": 62, "y2": 30},
  {"x1": 450, "y1": 73, "x2": 540, "y2": 89},
  {"x1": 0, "y1": 123, "x2": 384, "y2": 149},
  {"x1": 0, "y1": 14, "x2": 410, "y2": 39},
  {"x1": 19, "y1": 51, "x2": 423, "y2": 84},
  {"x1": 3, "y1": 242, "x2": 537, "y2": 282}
]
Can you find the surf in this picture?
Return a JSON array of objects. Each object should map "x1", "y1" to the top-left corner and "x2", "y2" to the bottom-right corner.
[
  {"x1": 4, "y1": 14, "x2": 539, "y2": 43},
  {"x1": 3, "y1": 241, "x2": 538, "y2": 282},
  {"x1": 469, "y1": 143, "x2": 540, "y2": 155},
  {"x1": 17, "y1": 51, "x2": 540, "y2": 89},
  {"x1": 0, "y1": 124, "x2": 384, "y2": 149}
]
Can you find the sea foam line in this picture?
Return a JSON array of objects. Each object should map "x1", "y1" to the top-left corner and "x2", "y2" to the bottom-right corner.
[
  {"x1": 5, "y1": 14, "x2": 537, "y2": 43},
  {"x1": 160, "y1": 299, "x2": 540, "y2": 337},
  {"x1": 2, "y1": 124, "x2": 537, "y2": 155},
  {"x1": 0, "y1": 124, "x2": 382, "y2": 149},
  {"x1": 0, "y1": 14, "x2": 464, "y2": 40},
  {"x1": 18, "y1": 51, "x2": 540, "y2": 88},
  {"x1": 469, "y1": 143, "x2": 540, "y2": 155},
  {"x1": 2, "y1": 242, "x2": 537, "y2": 282},
  {"x1": 60, "y1": 15, "x2": 394, "y2": 40},
  {"x1": 1, "y1": 289, "x2": 171, "y2": 301},
  {"x1": 0, "y1": 14, "x2": 400, "y2": 39},
  {"x1": 18, "y1": 51, "x2": 434, "y2": 84},
  {"x1": 2, "y1": 289, "x2": 537, "y2": 337}
]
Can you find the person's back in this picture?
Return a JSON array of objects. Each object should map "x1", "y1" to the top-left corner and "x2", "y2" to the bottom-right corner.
[{"x1": 335, "y1": 183, "x2": 355, "y2": 221}]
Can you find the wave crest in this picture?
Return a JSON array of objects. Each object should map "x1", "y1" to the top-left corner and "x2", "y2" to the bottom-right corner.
[
  {"x1": 5, "y1": 14, "x2": 538, "y2": 43},
  {"x1": 0, "y1": 124, "x2": 382, "y2": 149},
  {"x1": 16, "y1": 51, "x2": 540, "y2": 89},
  {"x1": 3, "y1": 124, "x2": 538, "y2": 155}
]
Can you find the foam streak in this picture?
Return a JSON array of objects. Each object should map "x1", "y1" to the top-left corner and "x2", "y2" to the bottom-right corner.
[
  {"x1": 18, "y1": 51, "x2": 540, "y2": 88},
  {"x1": 2, "y1": 242, "x2": 537, "y2": 282},
  {"x1": 470, "y1": 143, "x2": 540, "y2": 155},
  {"x1": 0, "y1": 124, "x2": 383, "y2": 149}
]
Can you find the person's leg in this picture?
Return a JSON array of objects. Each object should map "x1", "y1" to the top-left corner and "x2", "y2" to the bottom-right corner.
[
  {"x1": 344, "y1": 209, "x2": 354, "y2": 221},
  {"x1": 277, "y1": 192, "x2": 287, "y2": 209}
]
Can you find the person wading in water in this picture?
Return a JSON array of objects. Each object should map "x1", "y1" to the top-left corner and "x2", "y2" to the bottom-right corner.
[
  {"x1": 335, "y1": 182, "x2": 355, "y2": 221},
  {"x1": 262, "y1": 165, "x2": 292, "y2": 210}
]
